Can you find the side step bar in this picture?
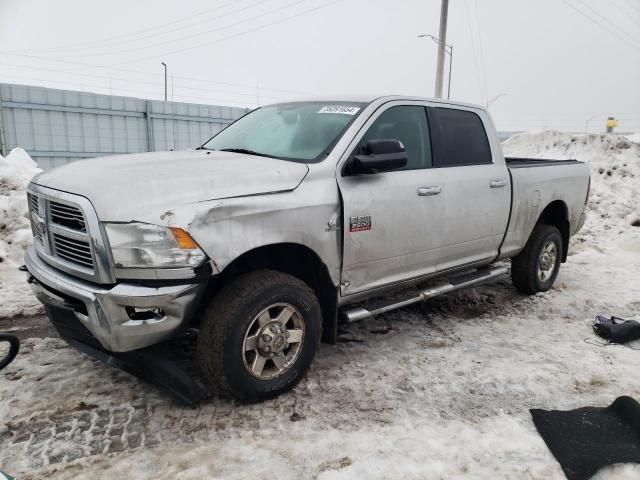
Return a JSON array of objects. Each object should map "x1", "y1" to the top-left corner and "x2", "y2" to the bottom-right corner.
[{"x1": 340, "y1": 264, "x2": 508, "y2": 323}]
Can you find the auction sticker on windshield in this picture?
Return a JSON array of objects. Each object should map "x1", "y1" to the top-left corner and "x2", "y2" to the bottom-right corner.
[{"x1": 318, "y1": 106, "x2": 360, "y2": 115}]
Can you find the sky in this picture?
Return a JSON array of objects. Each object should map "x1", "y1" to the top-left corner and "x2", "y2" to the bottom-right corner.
[{"x1": 0, "y1": 0, "x2": 639, "y2": 133}]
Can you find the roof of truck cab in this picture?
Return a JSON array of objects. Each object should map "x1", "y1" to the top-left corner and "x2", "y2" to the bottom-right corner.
[{"x1": 279, "y1": 95, "x2": 487, "y2": 111}]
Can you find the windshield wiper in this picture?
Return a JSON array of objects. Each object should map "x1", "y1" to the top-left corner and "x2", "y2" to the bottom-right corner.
[{"x1": 218, "y1": 148, "x2": 277, "y2": 158}]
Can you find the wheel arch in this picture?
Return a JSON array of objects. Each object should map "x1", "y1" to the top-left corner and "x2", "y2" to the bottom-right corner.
[
  {"x1": 536, "y1": 200, "x2": 570, "y2": 262},
  {"x1": 202, "y1": 243, "x2": 339, "y2": 344}
]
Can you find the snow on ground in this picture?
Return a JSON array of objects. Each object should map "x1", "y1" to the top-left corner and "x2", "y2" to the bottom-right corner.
[
  {"x1": 1, "y1": 133, "x2": 640, "y2": 479},
  {"x1": 0, "y1": 148, "x2": 43, "y2": 318}
]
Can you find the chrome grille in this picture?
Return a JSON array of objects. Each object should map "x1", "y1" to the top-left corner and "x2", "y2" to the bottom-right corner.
[
  {"x1": 27, "y1": 193, "x2": 44, "y2": 242},
  {"x1": 26, "y1": 185, "x2": 115, "y2": 283},
  {"x1": 50, "y1": 200, "x2": 87, "y2": 232},
  {"x1": 52, "y1": 233, "x2": 93, "y2": 268},
  {"x1": 28, "y1": 193, "x2": 39, "y2": 215}
]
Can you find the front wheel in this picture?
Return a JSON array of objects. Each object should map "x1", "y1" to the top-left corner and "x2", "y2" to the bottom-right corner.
[
  {"x1": 197, "y1": 270, "x2": 322, "y2": 401},
  {"x1": 511, "y1": 224, "x2": 563, "y2": 295}
]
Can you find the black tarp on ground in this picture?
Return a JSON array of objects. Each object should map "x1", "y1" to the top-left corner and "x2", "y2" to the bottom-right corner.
[{"x1": 530, "y1": 396, "x2": 640, "y2": 480}]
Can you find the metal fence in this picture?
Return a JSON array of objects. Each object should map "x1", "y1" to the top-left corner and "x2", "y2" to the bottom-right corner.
[{"x1": 0, "y1": 83, "x2": 248, "y2": 169}]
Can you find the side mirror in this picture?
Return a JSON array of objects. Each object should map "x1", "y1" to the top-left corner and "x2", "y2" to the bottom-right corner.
[{"x1": 344, "y1": 139, "x2": 408, "y2": 175}]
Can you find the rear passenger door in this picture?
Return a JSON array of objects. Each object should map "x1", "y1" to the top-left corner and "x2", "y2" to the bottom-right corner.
[{"x1": 421, "y1": 106, "x2": 511, "y2": 272}]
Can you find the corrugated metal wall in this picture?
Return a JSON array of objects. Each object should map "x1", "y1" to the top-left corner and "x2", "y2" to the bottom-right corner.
[{"x1": 0, "y1": 83, "x2": 248, "y2": 169}]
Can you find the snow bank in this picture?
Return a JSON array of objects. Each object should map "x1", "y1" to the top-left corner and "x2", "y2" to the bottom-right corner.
[
  {"x1": 502, "y1": 130, "x2": 640, "y2": 251},
  {"x1": 0, "y1": 148, "x2": 43, "y2": 317},
  {"x1": 625, "y1": 132, "x2": 640, "y2": 144}
]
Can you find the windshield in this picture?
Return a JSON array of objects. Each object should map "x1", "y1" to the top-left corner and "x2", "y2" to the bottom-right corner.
[{"x1": 201, "y1": 101, "x2": 367, "y2": 163}]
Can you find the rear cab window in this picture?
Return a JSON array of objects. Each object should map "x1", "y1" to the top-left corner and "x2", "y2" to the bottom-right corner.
[{"x1": 427, "y1": 107, "x2": 492, "y2": 167}]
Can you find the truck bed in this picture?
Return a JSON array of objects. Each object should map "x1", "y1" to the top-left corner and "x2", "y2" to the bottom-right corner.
[
  {"x1": 498, "y1": 157, "x2": 591, "y2": 261},
  {"x1": 505, "y1": 157, "x2": 583, "y2": 168}
]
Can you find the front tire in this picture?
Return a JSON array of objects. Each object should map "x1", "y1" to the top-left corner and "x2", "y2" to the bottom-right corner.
[
  {"x1": 511, "y1": 224, "x2": 563, "y2": 295},
  {"x1": 197, "y1": 270, "x2": 322, "y2": 401}
]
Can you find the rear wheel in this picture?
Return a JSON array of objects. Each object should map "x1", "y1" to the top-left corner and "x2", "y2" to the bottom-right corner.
[
  {"x1": 197, "y1": 270, "x2": 322, "y2": 401},
  {"x1": 511, "y1": 224, "x2": 563, "y2": 295}
]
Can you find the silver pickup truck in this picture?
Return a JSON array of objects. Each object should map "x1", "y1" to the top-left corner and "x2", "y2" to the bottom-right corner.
[{"x1": 23, "y1": 96, "x2": 590, "y2": 402}]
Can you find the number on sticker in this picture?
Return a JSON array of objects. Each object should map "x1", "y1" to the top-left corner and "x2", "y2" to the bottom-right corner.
[{"x1": 318, "y1": 106, "x2": 360, "y2": 115}]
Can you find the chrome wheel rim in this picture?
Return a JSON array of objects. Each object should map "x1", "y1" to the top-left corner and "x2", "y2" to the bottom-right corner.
[
  {"x1": 537, "y1": 241, "x2": 557, "y2": 282},
  {"x1": 242, "y1": 303, "x2": 305, "y2": 380}
]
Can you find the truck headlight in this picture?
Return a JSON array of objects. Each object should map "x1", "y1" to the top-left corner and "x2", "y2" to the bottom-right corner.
[{"x1": 104, "y1": 223, "x2": 206, "y2": 268}]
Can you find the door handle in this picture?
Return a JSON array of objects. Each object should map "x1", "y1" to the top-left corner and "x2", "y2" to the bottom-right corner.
[
  {"x1": 417, "y1": 186, "x2": 441, "y2": 196},
  {"x1": 490, "y1": 179, "x2": 508, "y2": 188}
]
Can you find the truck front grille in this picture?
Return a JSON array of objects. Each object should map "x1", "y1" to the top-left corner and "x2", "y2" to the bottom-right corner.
[
  {"x1": 28, "y1": 193, "x2": 40, "y2": 215},
  {"x1": 27, "y1": 193, "x2": 44, "y2": 242},
  {"x1": 27, "y1": 185, "x2": 113, "y2": 283},
  {"x1": 52, "y1": 233, "x2": 94, "y2": 268},
  {"x1": 50, "y1": 200, "x2": 87, "y2": 232}
]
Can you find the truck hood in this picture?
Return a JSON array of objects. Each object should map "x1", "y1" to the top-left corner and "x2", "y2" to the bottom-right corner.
[{"x1": 32, "y1": 150, "x2": 309, "y2": 221}]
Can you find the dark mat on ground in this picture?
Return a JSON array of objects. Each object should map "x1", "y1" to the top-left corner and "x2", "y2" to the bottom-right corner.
[{"x1": 530, "y1": 396, "x2": 640, "y2": 480}]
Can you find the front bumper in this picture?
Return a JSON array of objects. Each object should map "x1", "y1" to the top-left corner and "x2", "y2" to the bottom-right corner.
[{"x1": 24, "y1": 245, "x2": 206, "y2": 352}]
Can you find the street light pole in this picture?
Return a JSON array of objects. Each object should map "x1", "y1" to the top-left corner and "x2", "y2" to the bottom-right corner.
[
  {"x1": 161, "y1": 62, "x2": 167, "y2": 101},
  {"x1": 417, "y1": 34, "x2": 453, "y2": 100}
]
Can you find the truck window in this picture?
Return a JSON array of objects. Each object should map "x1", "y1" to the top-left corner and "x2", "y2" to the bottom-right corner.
[
  {"x1": 427, "y1": 107, "x2": 492, "y2": 167},
  {"x1": 201, "y1": 101, "x2": 367, "y2": 164},
  {"x1": 358, "y1": 106, "x2": 432, "y2": 170}
]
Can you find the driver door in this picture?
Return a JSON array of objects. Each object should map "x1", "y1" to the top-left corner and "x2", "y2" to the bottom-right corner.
[{"x1": 337, "y1": 102, "x2": 437, "y2": 296}]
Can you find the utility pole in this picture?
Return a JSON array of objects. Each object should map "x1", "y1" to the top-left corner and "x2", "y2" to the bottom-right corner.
[
  {"x1": 418, "y1": 34, "x2": 453, "y2": 99},
  {"x1": 447, "y1": 45, "x2": 453, "y2": 100},
  {"x1": 161, "y1": 62, "x2": 167, "y2": 101},
  {"x1": 435, "y1": 0, "x2": 449, "y2": 98}
]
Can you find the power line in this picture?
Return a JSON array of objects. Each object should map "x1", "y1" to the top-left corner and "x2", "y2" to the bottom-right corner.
[
  {"x1": 607, "y1": 0, "x2": 640, "y2": 23},
  {"x1": 0, "y1": 73, "x2": 255, "y2": 107},
  {"x1": 573, "y1": 0, "x2": 640, "y2": 46},
  {"x1": 560, "y1": 0, "x2": 640, "y2": 52},
  {"x1": 0, "y1": 0, "x2": 340, "y2": 94},
  {"x1": 55, "y1": 0, "x2": 311, "y2": 59},
  {"x1": 620, "y1": 0, "x2": 640, "y2": 15},
  {"x1": 473, "y1": 0, "x2": 489, "y2": 106},
  {"x1": 0, "y1": 53, "x2": 313, "y2": 96},
  {"x1": 12, "y1": 0, "x2": 248, "y2": 54},
  {"x1": 0, "y1": 63, "x2": 291, "y2": 101},
  {"x1": 464, "y1": 0, "x2": 486, "y2": 104},
  {"x1": 113, "y1": 0, "x2": 343, "y2": 64}
]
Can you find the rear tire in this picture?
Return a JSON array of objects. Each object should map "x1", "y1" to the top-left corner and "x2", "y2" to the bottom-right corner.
[
  {"x1": 511, "y1": 224, "x2": 563, "y2": 295},
  {"x1": 197, "y1": 269, "x2": 322, "y2": 401}
]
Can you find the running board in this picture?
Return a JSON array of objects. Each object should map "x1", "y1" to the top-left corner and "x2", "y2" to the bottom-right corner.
[{"x1": 340, "y1": 264, "x2": 508, "y2": 323}]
